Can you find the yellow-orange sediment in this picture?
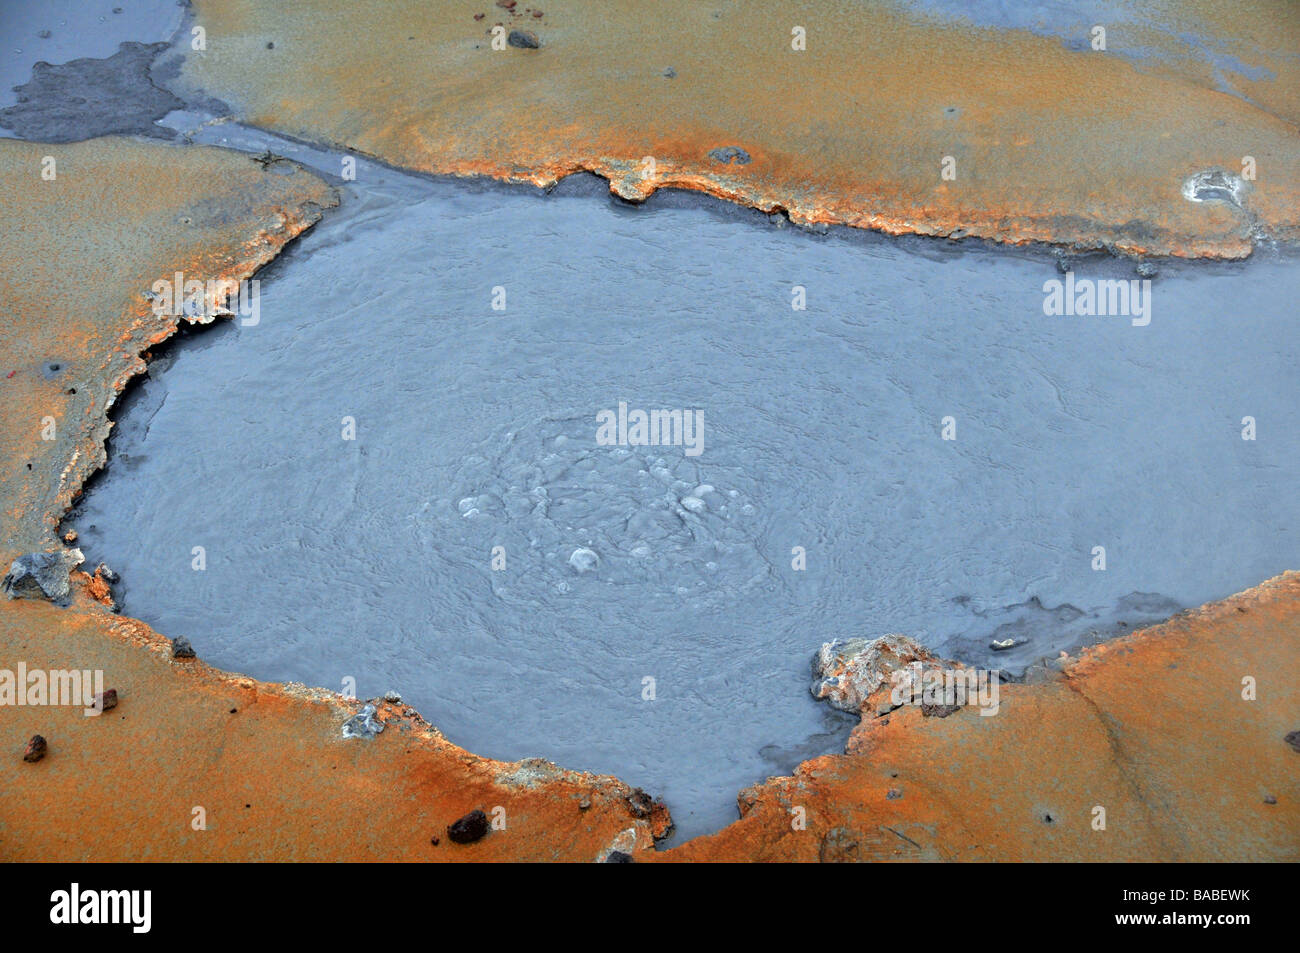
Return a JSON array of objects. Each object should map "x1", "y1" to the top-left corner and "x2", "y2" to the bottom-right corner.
[{"x1": 177, "y1": 0, "x2": 1300, "y2": 258}]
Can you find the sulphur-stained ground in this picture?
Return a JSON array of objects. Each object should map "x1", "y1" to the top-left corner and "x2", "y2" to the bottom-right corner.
[
  {"x1": 0, "y1": 136, "x2": 669, "y2": 860},
  {"x1": 0, "y1": 137, "x2": 335, "y2": 557},
  {"x1": 175, "y1": 0, "x2": 1300, "y2": 258},
  {"x1": 1, "y1": 5, "x2": 1298, "y2": 862},
  {"x1": 666, "y1": 573, "x2": 1300, "y2": 863}
]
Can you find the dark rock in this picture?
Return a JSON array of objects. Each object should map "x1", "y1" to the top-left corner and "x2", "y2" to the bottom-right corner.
[
  {"x1": 507, "y1": 29, "x2": 539, "y2": 49},
  {"x1": 1264, "y1": 794, "x2": 1277, "y2": 805},
  {"x1": 605, "y1": 850, "x2": 634, "y2": 863},
  {"x1": 2, "y1": 550, "x2": 83, "y2": 604},
  {"x1": 1285, "y1": 730, "x2": 1300, "y2": 753},
  {"x1": 1136, "y1": 261, "x2": 1158, "y2": 279},
  {"x1": 886, "y1": 788, "x2": 902, "y2": 800},
  {"x1": 708, "y1": 145, "x2": 752, "y2": 165},
  {"x1": 662, "y1": 66, "x2": 676, "y2": 78},
  {"x1": 447, "y1": 809, "x2": 489, "y2": 844},
  {"x1": 171, "y1": 636, "x2": 196, "y2": 659},
  {"x1": 93, "y1": 689, "x2": 118, "y2": 712},
  {"x1": 23, "y1": 734, "x2": 47, "y2": 762}
]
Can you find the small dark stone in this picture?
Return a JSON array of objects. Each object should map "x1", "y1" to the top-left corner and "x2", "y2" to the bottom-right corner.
[
  {"x1": 886, "y1": 788, "x2": 902, "y2": 800},
  {"x1": 430, "y1": 835, "x2": 440, "y2": 845},
  {"x1": 507, "y1": 29, "x2": 539, "y2": 49},
  {"x1": 662, "y1": 67, "x2": 676, "y2": 78},
  {"x1": 579, "y1": 797, "x2": 591, "y2": 810},
  {"x1": 605, "y1": 850, "x2": 634, "y2": 863},
  {"x1": 1264, "y1": 794, "x2": 1277, "y2": 805},
  {"x1": 1055, "y1": 255, "x2": 1071, "y2": 275},
  {"x1": 708, "y1": 145, "x2": 751, "y2": 165},
  {"x1": 266, "y1": 41, "x2": 275, "y2": 49},
  {"x1": 93, "y1": 689, "x2": 118, "y2": 712},
  {"x1": 1285, "y1": 730, "x2": 1300, "y2": 753},
  {"x1": 23, "y1": 734, "x2": 47, "y2": 762},
  {"x1": 1136, "y1": 261, "x2": 1158, "y2": 279},
  {"x1": 171, "y1": 636, "x2": 196, "y2": 659},
  {"x1": 447, "y1": 809, "x2": 489, "y2": 844}
]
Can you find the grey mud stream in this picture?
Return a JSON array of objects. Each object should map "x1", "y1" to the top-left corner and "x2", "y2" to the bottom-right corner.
[{"x1": 63, "y1": 133, "x2": 1300, "y2": 838}]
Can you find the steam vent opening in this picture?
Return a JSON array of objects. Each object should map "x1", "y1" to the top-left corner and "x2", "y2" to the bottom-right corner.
[{"x1": 71, "y1": 170, "x2": 1300, "y2": 840}]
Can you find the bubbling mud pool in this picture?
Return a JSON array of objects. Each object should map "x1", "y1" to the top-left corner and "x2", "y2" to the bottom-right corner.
[{"x1": 70, "y1": 161, "x2": 1299, "y2": 840}]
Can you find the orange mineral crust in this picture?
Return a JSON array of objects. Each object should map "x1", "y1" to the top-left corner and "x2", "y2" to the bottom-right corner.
[
  {"x1": 178, "y1": 0, "x2": 1300, "y2": 258},
  {"x1": 1, "y1": 134, "x2": 1296, "y2": 859},
  {"x1": 0, "y1": 137, "x2": 336, "y2": 559},
  {"x1": 0, "y1": 598, "x2": 668, "y2": 861},
  {"x1": 665, "y1": 572, "x2": 1300, "y2": 862}
]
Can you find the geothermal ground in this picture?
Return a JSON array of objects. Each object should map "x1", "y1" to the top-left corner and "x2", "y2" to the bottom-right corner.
[{"x1": 0, "y1": 1, "x2": 1297, "y2": 864}]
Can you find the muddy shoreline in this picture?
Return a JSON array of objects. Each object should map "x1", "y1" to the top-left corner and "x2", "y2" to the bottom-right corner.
[{"x1": 1, "y1": 2, "x2": 1297, "y2": 861}]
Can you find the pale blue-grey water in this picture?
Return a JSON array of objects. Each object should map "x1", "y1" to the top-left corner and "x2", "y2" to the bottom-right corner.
[{"x1": 66, "y1": 146, "x2": 1300, "y2": 839}]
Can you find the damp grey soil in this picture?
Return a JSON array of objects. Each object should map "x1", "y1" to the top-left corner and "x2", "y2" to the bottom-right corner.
[
  {"x1": 69, "y1": 155, "x2": 1299, "y2": 839},
  {"x1": 0, "y1": 0, "x2": 183, "y2": 120}
]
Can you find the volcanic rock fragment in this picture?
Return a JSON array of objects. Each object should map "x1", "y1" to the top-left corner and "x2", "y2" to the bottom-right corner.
[
  {"x1": 93, "y1": 689, "x2": 118, "y2": 713},
  {"x1": 23, "y1": 735, "x2": 47, "y2": 762},
  {"x1": 341, "y1": 703, "x2": 384, "y2": 739},
  {"x1": 811, "y1": 633, "x2": 952, "y2": 716},
  {"x1": 2, "y1": 550, "x2": 84, "y2": 604},
  {"x1": 507, "y1": 29, "x2": 539, "y2": 49},
  {"x1": 171, "y1": 636, "x2": 196, "y2": 659},
  {"x1": 447, "y1": 809, "x2": 489, "y2": 844}
]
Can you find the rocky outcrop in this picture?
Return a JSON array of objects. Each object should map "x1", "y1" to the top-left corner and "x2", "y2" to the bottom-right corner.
[
  {"x1": 811, "y1": 633, "x2": 959, "y2": 718},
  {"x1": 2, "y1": 549, "x2": 84, "y2": 605}
]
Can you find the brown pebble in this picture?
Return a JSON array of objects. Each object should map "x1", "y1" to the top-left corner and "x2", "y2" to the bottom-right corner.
[
  {"x1": 93, "y1": 689, "x2": 117, "y2": 712},
  {"x1": 23, "y1": 734, "x2": 47, "y2": 762}
]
